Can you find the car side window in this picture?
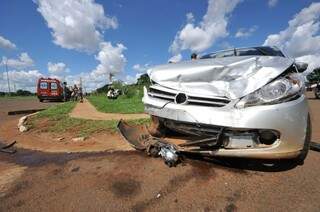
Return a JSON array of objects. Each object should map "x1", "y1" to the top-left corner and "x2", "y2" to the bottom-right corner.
[
  {"x1": 215, "y1": 50, "x2": 234, "y2": 58},
  {"x1": 40, "y1": 82, "x2": 47, "y2": 89},
  {"x1": 236, "y1": 48, "x2": 264, "y2": 56},
  {"x1": 51, "y1": 82, "x2": 58, "y2": 90}
]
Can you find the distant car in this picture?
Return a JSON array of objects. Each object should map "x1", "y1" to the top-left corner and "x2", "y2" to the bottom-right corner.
[
  {"x1": 143, "y1": 46, "x2": 311, "y2": 164},
  {"x1": 37, "y1": 77, "x2": 63, "y2": 102},
  {"x1": 107, "y1": 88, "x2": 121, "y2": 100}
]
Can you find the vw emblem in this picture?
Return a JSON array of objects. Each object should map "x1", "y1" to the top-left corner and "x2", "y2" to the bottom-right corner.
[{"x1": 175, "y1": 93, "x2": 188, "y2": 104}]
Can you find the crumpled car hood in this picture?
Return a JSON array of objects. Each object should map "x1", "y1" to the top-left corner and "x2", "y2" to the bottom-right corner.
[{"x1": 148, "y1": 56, "x2": 294, "y2": 100}]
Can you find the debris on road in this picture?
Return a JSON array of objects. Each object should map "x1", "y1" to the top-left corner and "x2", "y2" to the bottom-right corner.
[
  {"x1": 18, "y1": 115, "x2": 29, "y2": 132},
  {"x1": 158, "y1": 144, "x2": 179, "y2": 167},
  {"x1": 72, "y1": 137, "x2": 86, "y2": 142},
  {"x1": 0, "y1": 140, "x2": 17, "y2": 154},
  {"x1": 118, "y1": 120, "x2": 181, "y2": 167},
  {"x1": 17, "y1": 112, "x2": 39, "y2": 133},
  {"x1": 56, "y1": 137, "x2": 65, "y2": 142}
]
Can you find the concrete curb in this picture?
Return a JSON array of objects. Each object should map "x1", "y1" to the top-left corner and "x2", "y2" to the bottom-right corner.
[{"x1": 17, "y1": 112, "x2": 39, "y2": 132}]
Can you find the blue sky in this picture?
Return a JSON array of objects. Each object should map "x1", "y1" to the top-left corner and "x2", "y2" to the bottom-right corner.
[{"x1": 0, "y1": 0, "x2": 319, "y2": 91}]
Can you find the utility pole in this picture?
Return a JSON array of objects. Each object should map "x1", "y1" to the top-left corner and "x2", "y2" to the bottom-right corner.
[
  {"x1": 82, "y1": 78, "x2": 86, "y2": 94},
  {"x1": 79, "y1": 77, "x2": 82, "y2": 88},
  {"x1": 5, "y1": 58, "x2": 11, "y2": 95}
]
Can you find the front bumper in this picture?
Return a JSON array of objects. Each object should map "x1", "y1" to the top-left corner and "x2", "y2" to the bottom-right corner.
[{"x1": 142, "y1": 87, "x2": 309, "y2": 159}]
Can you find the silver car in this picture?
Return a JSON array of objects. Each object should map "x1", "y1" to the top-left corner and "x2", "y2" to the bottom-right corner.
[{"x1": 143, "y1": 46, "x2": 311, "y2": 164}]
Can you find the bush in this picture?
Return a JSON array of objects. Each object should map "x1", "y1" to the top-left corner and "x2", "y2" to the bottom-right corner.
[
  {"x1": 307, "y1": 67, "x2": 320, "y2": 84},
  {"x1": 16, "y1": 89, "x2": 33, "y2": 96},
  {"x1": 124, "y1": 87, "x2": 136, "y2": 98}
]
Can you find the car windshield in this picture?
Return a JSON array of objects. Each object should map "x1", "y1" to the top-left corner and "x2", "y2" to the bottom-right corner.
[
  {"x1": 50, "y1": 82, "x2": 58, "y2": 90},
  {"x1": 200, "y1": 46, "x2": 285, "y2": 59},
  {"x1": 39, "y1": 82, "x2": 48, "y2": 89}
]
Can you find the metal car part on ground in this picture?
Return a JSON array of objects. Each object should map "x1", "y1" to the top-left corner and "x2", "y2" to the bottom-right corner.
[{"x1": 0, "y1": 141, "x2": 17, "y2": 154}]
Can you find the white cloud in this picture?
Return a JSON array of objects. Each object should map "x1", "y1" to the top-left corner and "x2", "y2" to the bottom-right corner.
[
  {"x1": 60, "y1": 42, "x2": 127, "y2": 92},
  {"x1": 169, "y1": 0, "x2": 241, "y2": 54},
  {"x1": 219, "y1": 41, "x2": 233, "y2": 50},
  {"x1": 91, "y1": 42, "x2": 127, "y2": 78},
  {"x1": 65, "y1": 73, "x2": 97, "y2": 92},
  {"x1": 168, "y1": 54, "x2": 183, "y2": 63},
  {"x1": 64, "y1": 41, "x2": 127, "y2": 91},
  {"x1": 124, "y1": 75, "x2": 137, "y2": 84},
  {"x1": 264, "y1": 2, "x2": 320, "y2": 72},
  {"x1": 36, "y1": 0, "x2": 118, "y2": 52},
  {"x1": 235, "y1": 25, "x2": 258, "y2": 38},
  {"x1": 0, "y1": 70, "x2": 43, "y2": 92},
  {"x1": 268, "y1": 0, "x2": 278, "y2": 8},
  {"x1": 133, "y1": 63, "x2": 150, "y2": 73},
  {"x1": 186, "y1": 12, "x2": 195, "y2": 23},
  {"x1": 123, "y1": 72, "x2": 146, "y2": 85},
  {"x1": 0, "y1": 35, "x2": 16, "y2": 50},
  {"x1": 1, "y1": 53, "x2": 34, "y2": 69},
  {"x1": 48, "y1": 62, "x2": 69, "y2": 76}
]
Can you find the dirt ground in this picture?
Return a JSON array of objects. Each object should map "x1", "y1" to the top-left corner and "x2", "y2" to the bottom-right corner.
[
  {"x1": 70, "y1": 99, "x2": 149, "y2": 120},
  {"x1": 0, "y1": 94, "x2": 320, "y2": 211}
]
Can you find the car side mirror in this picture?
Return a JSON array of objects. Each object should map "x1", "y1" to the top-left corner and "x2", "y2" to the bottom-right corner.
[{"x1": 295, "y1": 62, "x2": 308, "y2": 73}]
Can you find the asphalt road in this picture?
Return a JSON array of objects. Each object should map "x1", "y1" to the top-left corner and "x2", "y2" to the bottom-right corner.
[
  {"x1": 0, "y1": 97, "x2": 58, "y2": 122},
  {"x1": 0, "y1": 96, "x2": 320, "y2": 211}
]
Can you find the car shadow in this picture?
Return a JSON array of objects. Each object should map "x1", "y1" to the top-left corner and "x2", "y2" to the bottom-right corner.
[{"x1": 182, "y1": 152, "x2": 299, "y2": 172}]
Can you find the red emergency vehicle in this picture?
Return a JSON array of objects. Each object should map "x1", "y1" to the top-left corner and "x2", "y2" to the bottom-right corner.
[{"x1": 36, "y1": 77, "x2": 63, "y2": 102}]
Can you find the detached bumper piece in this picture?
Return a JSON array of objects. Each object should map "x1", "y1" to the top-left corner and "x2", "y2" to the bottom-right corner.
[
  {"x1": 117, "y1": 120, "x2": 180, "y2": 167},
  {"x1": 117, "y1": 120, "x2": 224, "y2": 167},
  {"x1": 0, "y1": 141, "x2": 17, "y2": 154}
]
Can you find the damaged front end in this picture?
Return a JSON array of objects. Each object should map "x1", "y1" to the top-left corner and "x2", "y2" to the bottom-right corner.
[
  {"x1": 119, "y1": 46, "x2": 311, "y2": 165},
  {"x1": 118, "y1": 117, "x2": 281, "y2": 166}
]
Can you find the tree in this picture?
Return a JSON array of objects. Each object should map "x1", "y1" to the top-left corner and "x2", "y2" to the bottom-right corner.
[
  {"x1": 307, "y1": 67, "x2": 320, "y2": 84},
  {"x1": 16, "y1": 89, "x2": 33, "y2": 96},
  {"x1": 136, "y1": 74, "x2": 150, "y2": 86}
]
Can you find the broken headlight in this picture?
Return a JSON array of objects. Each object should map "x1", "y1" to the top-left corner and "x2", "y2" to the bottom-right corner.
[{"x1": 236, "y1": 74, "x2": 304, "y2": 108}]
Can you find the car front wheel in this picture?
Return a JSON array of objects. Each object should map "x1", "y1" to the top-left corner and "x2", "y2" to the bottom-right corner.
[
  {"x1": 294, "y1": 114, "x2": 311, "y2": 165},
  {"x1": 315, "y1": 88, "x2": 320, "y2": 99}
]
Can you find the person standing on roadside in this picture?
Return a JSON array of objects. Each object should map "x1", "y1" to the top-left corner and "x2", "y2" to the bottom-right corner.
[
  {"x1": 191, "y1": 53, "x2": 197, "y2": 60},
  {"x1": 79, "y1": 86, "x2": 83, "y2": 103},
  {"x1": 72, "y1": 84, "x2": 79, "y2": 101},
  {"x1": 62, "y1": 82, "x2": 68, "y2": 102}
]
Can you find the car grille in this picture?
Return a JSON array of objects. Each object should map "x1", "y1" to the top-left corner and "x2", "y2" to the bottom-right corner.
[{"x1": 148, "y1": 86, "x2": 230, "y2": 107}]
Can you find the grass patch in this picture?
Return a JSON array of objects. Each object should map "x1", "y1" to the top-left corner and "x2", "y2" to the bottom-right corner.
[
  {"x1": 88, "y1": 93, "x2": 144, "y2": 114},
  {"x1": 31, "y1": 101, "x2": 150, "y2": 137}
]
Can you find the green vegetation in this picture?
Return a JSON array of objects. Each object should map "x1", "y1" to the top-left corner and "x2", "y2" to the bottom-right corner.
[
  {"x1": 36, "y1": 101, "x2": 77, "y2": 120},
  {"x1": 88, "y1": 74, "x2": 150, "y2": 114},
  {"x1": 307, "y1": 67, "x2": 320, "y2": 83},
  {"x1": 94, "y1": 74, "x2": 150, "y2": 94},
  {"x1": 29, "y1": 74, "x2": 151, "y2": 136},
  {"x1": 31, "y1": 101, "x2": 149, "y2": 137},
  {"x1": 0, "y1": 89, "x2": 35, "y2": 97},
  {"x1": 88, "y1": 91, "x2": 144, "y2": 114}
]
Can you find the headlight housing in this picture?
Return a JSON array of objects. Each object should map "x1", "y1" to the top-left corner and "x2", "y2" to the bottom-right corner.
[{"x1": 236, "y1": 74, "x2": 304, "y2": 108}]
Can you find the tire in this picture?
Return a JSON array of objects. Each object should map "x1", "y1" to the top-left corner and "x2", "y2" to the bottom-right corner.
[
  {"x1": 148, "y1": 116, "x2": 167, "y2": 137},
  {"x1": 294, "y1": 114, "x2": 312, "y2": 165},
  {"x1": 315, "y1": 88, "x2": 320, "y2": 99},
  {"x1": 39, "y1": 99, "x2": 43, "y2": 102}
]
